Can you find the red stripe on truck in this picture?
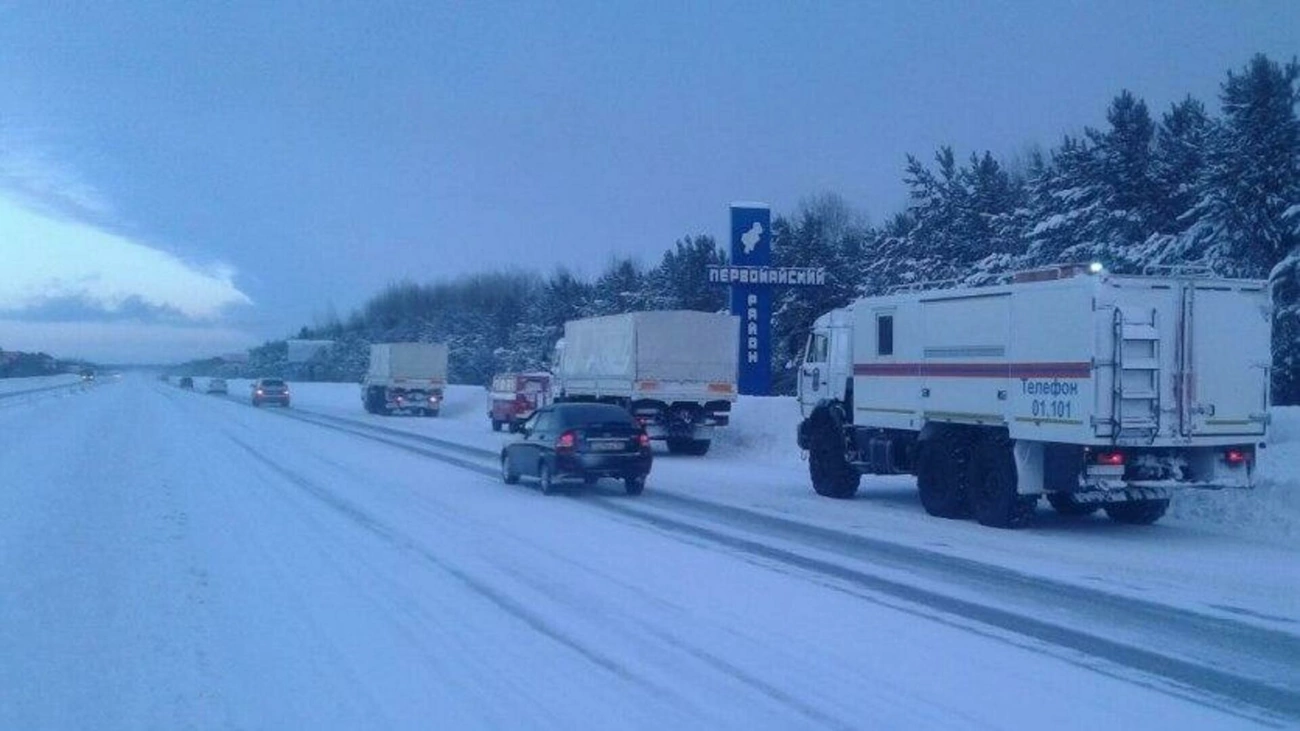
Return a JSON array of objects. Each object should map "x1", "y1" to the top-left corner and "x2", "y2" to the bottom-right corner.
[{"x1": 853, "y1": 362, "x2": 1091, "y2": 379}]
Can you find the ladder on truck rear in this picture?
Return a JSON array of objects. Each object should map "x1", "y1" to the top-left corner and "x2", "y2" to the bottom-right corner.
[{"x1": 1110, "y1": 307, "x2": 1162, "y2": 442}]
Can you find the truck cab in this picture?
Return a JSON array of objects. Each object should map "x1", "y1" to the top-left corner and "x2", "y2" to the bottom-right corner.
[
  {"x1": 489, "y1": 372, "x2": 553, "y2": 432},
  {"x1": 798, "y1": 307, "x2": 854, "y2": 418}
]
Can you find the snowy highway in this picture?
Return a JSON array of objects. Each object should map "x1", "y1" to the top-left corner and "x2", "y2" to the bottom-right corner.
[{"x1": 2, "y1": 375, "x2": 1298, "y2": 729}]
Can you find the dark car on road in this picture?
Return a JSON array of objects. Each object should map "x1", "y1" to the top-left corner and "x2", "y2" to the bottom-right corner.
[
  {"x1": 251, "y1": 378, "x2": 291, "y2": 407},
  {"x1": 178, "y1": 376, "x2": 194, "y2": 389},
  {"x1": 500, "y1": 403, "x2": 651, "y2": 495}
]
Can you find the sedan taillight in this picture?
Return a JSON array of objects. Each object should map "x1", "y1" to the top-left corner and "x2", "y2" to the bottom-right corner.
[
  {"x1": 637, "y1": 432, "x2": 650, "y2": 448},
  {"x1": 556, "y1": 430, "x2": 577, "y2": 452}
]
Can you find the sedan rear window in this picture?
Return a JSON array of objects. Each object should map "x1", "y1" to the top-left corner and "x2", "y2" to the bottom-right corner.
[{"x1": 261, "y1": 379, "x2": 286, "y2": 387}]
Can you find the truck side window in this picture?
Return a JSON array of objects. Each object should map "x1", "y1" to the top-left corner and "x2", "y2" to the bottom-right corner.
[
  {"x1": 877, "y1": 315, "x2": 894, "y2": 356},
  {"x1": 806, "y1": 333, "x2": 828, "y2": 363}
]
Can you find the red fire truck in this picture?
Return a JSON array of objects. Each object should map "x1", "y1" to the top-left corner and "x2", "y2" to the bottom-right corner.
[{"x1": 488, "y1": 372, "x2": 552, "y2": 432}]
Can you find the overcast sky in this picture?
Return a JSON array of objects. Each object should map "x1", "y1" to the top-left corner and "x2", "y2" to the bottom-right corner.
[{"x1": 0, "y1": 1, "x2": 1296, "y2": 363}]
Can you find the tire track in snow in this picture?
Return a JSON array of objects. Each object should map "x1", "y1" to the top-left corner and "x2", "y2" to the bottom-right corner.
[
  {"x1": 209, "y1": 406, "x2": 863, "y2": 729},
  {"x1": 233, "y1": 395, "x2": 1300, "y2": 724},
  {"x1": 219, "y1": 431, "x2": 713, "y2": 721}
]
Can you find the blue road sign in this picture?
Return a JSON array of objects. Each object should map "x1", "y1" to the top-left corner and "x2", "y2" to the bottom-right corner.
[{"x1": 729, "y1": 204, "x2": 772, "y2": 395}]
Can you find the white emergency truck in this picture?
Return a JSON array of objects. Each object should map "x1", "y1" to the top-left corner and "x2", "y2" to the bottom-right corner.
[
  {"x1": 552, "y1": 311, "x2": 739, "y2": 455},
  {"x1": 796, "y1": 264, "x2": 1270, "y2": 528}
]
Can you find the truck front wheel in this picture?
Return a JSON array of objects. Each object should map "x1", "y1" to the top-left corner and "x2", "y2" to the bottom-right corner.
[
  {"x1": 806, "y1": 406, "x2": 859, "y2": 499},
  {"x1": 1104, "y1": 499, "x2": 1169, "y2": 525},
  {"x1": 916, "y1": 431, "x2": 972, "y2": 518}
]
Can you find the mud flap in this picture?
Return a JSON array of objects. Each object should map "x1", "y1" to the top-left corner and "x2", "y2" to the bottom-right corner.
[{"x1": 1013, "y1": 440, "x2": 1045, "y2": 495}]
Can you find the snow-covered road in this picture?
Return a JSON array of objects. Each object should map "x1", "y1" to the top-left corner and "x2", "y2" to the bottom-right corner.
[{"x1": 1, "y1": 375, "x2": 1296, "y2": 729}]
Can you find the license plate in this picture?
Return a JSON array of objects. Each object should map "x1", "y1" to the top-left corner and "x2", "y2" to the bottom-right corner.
[{"x1": 590, "y1": 441, "x2": 625, "y2": 452}]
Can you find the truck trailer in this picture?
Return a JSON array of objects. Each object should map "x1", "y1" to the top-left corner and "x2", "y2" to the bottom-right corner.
[
  {"x1": 552, "y1": 311, "x2": 739, "y2": 455},
  {"x1": 361, "y1": 342, "x2": 449, "y2": 417},
  {"x1": 796, "y1": 265, "x2": 1270, "y2": 528}
]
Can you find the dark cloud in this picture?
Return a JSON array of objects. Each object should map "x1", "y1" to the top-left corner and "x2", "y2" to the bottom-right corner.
[{"x1": 1, "y1": 294, "x2": 200, "y2": 324}]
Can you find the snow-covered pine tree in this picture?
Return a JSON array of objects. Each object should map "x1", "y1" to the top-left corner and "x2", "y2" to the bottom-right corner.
[{"x1": 1187, "y1": 54, "x2": 1300, "y2": 279}]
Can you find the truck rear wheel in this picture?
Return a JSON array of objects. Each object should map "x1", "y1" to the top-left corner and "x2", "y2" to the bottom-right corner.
[
  {"x1": 1104, "y1": 499, "x2": 1169, "y2": 525},
  {"x1": 667, "y1": 438, "x2": 711, "y2": 456},
  {"x1": 970, "y1": 434, "x2": 1037, "y2": 528},
  {"x1": 806, "y1": 406, "x2": 859, "y2": 499},
  {"x1": 365, "y1": 388, "x2": 390, "y2": 416},
  {"x1": 491, "y1": 419, "x2": 502, "y2": 432},
  {"x1": 916, "y1": 431, "x2": 972, "y2": 518},
  {"x1": 1047, "y1": 493, "x2": 1101, "y2": 517}
]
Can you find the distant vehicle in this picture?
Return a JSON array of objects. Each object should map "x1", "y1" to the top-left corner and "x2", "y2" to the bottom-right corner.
[
  {"x1": 551, "y1": 311, "x2": 738, "y2": 456},
  {"x1": 488, "y1": 372, "x2": 552, "y2": 432},
  {"x1": 362, "y1": 342, "x2": 448, "y2": 416},
  {"x1": 796, "y1": 264, "x2": 1270, "y2": 529},
  {"x1": 178, "y1": 376, "x2": 194, "y2": 389},
  {"x1": 79, "y1": 368, "x2": 95, "y2": 381},
  {"x1": 206, "y1": 378, "x2": 228, "y2": 395},
  {"x1": 252, "y1": 378, "x2": 291, "y2": 407},
  {"x1": 500, "y1": 402, "x2": 652, "y2": 496},
  {"x1": 159, "y1": 374, "x2": 170, "y2": 382}
]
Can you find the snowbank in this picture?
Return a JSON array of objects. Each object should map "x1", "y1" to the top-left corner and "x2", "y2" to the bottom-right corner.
[
  {"x1": 219, "y1": 377, "x2": 1299, "y2": 547},
  {"x1": 1166, "y1": 407, "x2": 1300, "y2": 547},
  {"x1": 0, "y1": 373, "x2": 81, "y2": 396},
  {"x1": 708, "y1": 395, "x2": 806, "y2": 468}
]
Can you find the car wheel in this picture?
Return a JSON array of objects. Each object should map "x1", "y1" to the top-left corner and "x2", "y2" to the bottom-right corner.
[
  {"x1": 501, "y1": 454, "x2": 519, "y2": 485},
  {"x1": 491, "y1": 419, "x2": 502, "y2": 432},
  {"x1": 538, "y1": 462, "x2": 556, "y2": 495},
  {"x1": 624, "y1": 475, "x2": 645, "y2": 496}
]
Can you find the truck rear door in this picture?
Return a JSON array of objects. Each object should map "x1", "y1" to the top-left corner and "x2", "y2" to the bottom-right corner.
[{"x1": 1185, "y1": 284, "x2": 1270, "y2": 437}]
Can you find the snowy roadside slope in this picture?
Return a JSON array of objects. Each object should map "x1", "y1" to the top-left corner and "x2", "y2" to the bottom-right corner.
[
  {"x1": 716, "y1": 396, "x2": 1300, "y2": 550},
  {"x1": 0, "y1": 373, "x2": 82, "y2": 396},
  {"x1": 1167, "y1": 407, "x2": 1300, "y2": 547},
  {"x1": 237, "y1": 379, "x2": 1299, "y2": 630},
  {"x1": 257, "y1": 379, "x2": 1298, "y2": 547}
]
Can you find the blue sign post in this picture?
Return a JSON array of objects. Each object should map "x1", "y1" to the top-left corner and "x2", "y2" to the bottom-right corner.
[
  {"x1": 729, "y1": 204, "x2": 771, "y2": 395},
  {"x1": 708, "y1": 203, "x2": 826, "y2": 396}
]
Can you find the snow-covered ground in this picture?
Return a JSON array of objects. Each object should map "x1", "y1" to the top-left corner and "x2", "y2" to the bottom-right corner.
[
  {"x1": 0, "y1": 372, "x2": 83, "y2": 397},
  {"x1": 2, "y1": 374, "x2": 1296, "y2": 729},
  {"x1": 236, "y1": 378, "x2": 1300, "y2": 548},
  {"x1": 247, "y1": 380, "x2": 1300, "y2": 616}
]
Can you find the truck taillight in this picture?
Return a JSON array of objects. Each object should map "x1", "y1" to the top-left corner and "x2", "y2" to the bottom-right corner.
[
  {"x1": 1095, "y1": 451, "x2": 1125, "y2": 466},
  {"x1": 556, "y1": 431, "x2": 577, "y2": 451},
  {"x1": 1225, "y1": 448, "x2": 1250, "y2": 465}
]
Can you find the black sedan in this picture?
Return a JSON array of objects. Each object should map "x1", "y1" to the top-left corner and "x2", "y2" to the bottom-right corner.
[{"x1": 500, "y1": 403, "x2": 651, "y2": 495}]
